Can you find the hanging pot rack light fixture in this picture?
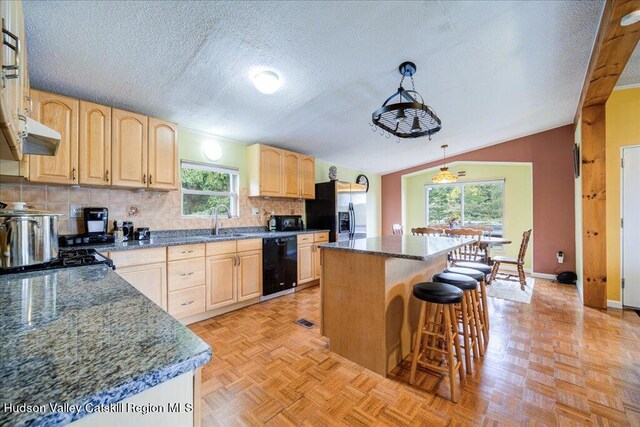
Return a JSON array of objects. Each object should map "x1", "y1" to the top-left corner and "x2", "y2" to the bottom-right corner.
[
  {"x1": 432, "y1": 144, "x2": 458, "y2": 184},
  {"x1": 370, "y1": 61, "x2": 442, "y2": 141}
]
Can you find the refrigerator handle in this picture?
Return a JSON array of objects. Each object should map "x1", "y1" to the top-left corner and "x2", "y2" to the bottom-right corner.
[{"x1": 349, "y1": 203, "x2": 355, "y2": 235}]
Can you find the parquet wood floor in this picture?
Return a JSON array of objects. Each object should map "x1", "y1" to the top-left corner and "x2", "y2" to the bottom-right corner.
[{"x1": 189, "y1": 279, "x2": 640, "y2": 426}]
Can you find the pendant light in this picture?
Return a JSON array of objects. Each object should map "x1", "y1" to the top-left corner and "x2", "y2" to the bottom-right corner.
[
  {"x1": 432, "y1": 144, "x2": 458, "y2": 184},
  {"x1": 371, "y1": 61, "x2": 442, "y2": 140}
]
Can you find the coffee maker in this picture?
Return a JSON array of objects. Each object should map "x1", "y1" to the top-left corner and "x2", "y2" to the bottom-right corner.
[{"x1": 84, "y1": 207, "x2": 109, "y2": 235}]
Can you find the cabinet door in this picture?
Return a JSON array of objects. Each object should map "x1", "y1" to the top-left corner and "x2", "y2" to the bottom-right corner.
[
  {"x1": 148, "y1": 118, "x2": 178, "y2": 190},
  {"x1": 300, "y1": 155, "x2": 315, "y2": 199},
  {"x1": 282, "y1": 150, "x2": 300, "y2": 198},
  {"x1": 259, "y1": 145, "x2": 282, "y2": 196},
  {"x1": 298, "y1": 243, "x2": 314, "y2": 284},
  {"x1": 116, "y1": 262, "x2": 167, "y2": 310},
  {"x1": 313, "y1": 245, "x2": 321, "y2": 280},
  {"x1": 29, "y1": 90, "x2": 79, "y2": 184},
  {"x1": 237, "y1": 250, "x2": 262, "y2": 301},
  {"x1": 79, "y1": 101, "x2": 111, "y2": 186},
  {"x1": 111, "y1": 108, "x2": 147, "y2": 188},
  {"x1": 205, "y1": 254, "x2": 236, "y2": 310}
]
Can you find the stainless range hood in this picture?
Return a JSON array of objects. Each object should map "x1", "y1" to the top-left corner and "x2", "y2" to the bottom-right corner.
[{"x1": 21, "y1": 117, "x2": 61, "y2": 156}]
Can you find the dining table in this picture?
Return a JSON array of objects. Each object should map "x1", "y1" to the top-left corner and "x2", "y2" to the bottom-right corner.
[{"x1": 479, "y1": 236, "x2": 512, "y2": 264}]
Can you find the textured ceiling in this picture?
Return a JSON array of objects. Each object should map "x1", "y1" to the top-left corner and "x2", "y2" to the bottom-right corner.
[
  {"x1": 23, "y1": 0, "x2": 604, "y2": 174},
  {"x1": 617, "y1": 42, "x2": 640, "y2": 87}
]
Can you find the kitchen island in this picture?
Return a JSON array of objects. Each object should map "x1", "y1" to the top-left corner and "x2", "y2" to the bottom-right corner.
[
  {"x1": 0, "y1": 265, "x2": 211, "y2": 427},
  {"x1": 318, "y1": 235, "x2": 471, "y2": 376}
]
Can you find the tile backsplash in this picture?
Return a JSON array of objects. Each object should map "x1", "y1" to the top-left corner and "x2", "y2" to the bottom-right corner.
[{"x1": 0, "y1": 183, "x2": 303, "y2": 235}]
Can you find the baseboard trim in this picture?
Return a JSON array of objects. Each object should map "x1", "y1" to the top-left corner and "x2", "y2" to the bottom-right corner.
[
  {"x1": 607, "y1": 300, "x2": 622, "y2": 309},
  {"x1": 531, "y1": 272, "x2": 556, "y2": 280}
]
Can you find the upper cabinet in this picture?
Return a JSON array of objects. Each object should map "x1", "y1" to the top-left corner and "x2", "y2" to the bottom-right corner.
[
  {"x1": 0, "y1": 0, "x2": 29, "y2": 161},
  {"x1": 148, "y1": 118, "x2": 179, "y2": 190},
  {"x1": 111, "y1": 108, "x2": 148, "y2": 189},
  {"x1": 79, "y1": 101, "x2": 111, "y2": 186},
  {"x1": 247, "y1": 143, "x2": 315, "y2": 199},
  {"x1": 29, "y1": 90, "x2": 79, "y2": 184}
]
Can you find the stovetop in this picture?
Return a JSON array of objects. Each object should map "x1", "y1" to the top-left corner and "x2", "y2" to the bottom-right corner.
[{"x1": 0, "y1": 249, "x2": 115, "y2": 275}]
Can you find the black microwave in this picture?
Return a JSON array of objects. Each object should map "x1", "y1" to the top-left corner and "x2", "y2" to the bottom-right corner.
[{"x1": 274, "y1": 215, "x2": 304, "y2": 231}]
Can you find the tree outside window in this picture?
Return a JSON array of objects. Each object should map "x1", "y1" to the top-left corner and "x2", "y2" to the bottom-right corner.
[{"x1": 181, "y1": 161, "x2": 239, "y2": 216}]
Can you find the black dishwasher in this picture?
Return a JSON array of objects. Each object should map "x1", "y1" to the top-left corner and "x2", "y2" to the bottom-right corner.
[{"x1": 262, "y1": 235, "x2": 298, "y2": 300}]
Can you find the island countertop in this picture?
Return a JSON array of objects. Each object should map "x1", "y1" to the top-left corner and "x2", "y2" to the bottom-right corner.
[
  {"x1": 0, "y1": 265, "x2": 212, "y2": 427},
  {"x1": 318, "y1": 235, "x2": 474, "y2": 261}
]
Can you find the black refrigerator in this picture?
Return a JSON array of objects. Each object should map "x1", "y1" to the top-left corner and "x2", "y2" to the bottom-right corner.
[{"x1": 305, "y1": 181, "x2": 367, "y2": 242}]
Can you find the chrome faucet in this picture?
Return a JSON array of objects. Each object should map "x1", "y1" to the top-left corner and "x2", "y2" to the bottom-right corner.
[{"x1": 212, "y1": 205, "x2": 231, "y2": 235}]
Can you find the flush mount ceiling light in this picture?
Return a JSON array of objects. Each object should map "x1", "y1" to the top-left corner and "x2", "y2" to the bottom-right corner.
[
  {"x1": 371, "y1": 61, "x2": 442, "y2": 141},
  {"x1": 432, "y1": 144, "x2": 458, "y2": 184},
  {"x1": 620, "y1": 9, "x2": 640, "y2": 26},
  {"x1": 253, "y1": 70, "x2": 281, "y2": 94},
  {"x1": 203, "y1": 140, "x2": 222, "y2": 161}
]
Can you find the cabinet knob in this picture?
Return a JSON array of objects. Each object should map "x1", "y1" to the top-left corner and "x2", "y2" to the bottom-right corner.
[
  {"x1": 72, "y1": 167, "x2": 76, "y2": 182},
  {"x1": 142, "y1": 174, "x2": 146, "y2": 184},
  {"x1": 105, "y1": 170, "x2": 109, "y2": 182},
  {"x1": 181, "y1": 300, "x2": 194, "y2": 306},
  {"x1": 149, "y1": 175, "x2": 153, "y2": 185},
  {"x1": 180, "y1": 272, "x2": 195, "y2": 277}
]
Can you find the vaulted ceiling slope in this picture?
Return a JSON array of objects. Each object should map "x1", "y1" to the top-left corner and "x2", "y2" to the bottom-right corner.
[
  {"x1": 24, "y1": 0, "x2": 604, "y2": 174},
  {"x1": 618, "y1": 42, "x2": 640, "y2": 87}
]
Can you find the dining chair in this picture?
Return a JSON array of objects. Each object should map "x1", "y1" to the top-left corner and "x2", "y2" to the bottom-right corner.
[
  {"x1": 488, "y1": 229, "x2": 532, "y2": 290},
  {"x1": 466, "y1": 225, "x2": 492, "y2": 261},
  {"x1": 392, "y1": 224, "x2": 404, "y2": 235},
  {"x1": 412, "y1": 227, "x2": 444, "y2": 236},
  {"x1": 445, "y1": 229, "x2": 484, "y2": 263}
]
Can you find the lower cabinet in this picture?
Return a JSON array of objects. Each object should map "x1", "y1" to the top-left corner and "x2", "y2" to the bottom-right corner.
[
  {"x1": 167, "y1": 247, "x2": 207, "y2": 319},
  {"x1": 205, "y1": 239, "x2": 262, "y2": 311},
  {"x1": 298, "y1": 232, "x2": 328, "y2": 285},
  {"x1": 109, "y1": 247, "x2": 167, "y2": 310}
]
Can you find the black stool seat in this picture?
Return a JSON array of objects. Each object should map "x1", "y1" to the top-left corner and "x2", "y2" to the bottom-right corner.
[
  {"x1": 454, "y1": 261, "x2": 492, "y2": 275},
  {"x1": 445, "y1": 266, "x2": 485, "y2": 282},
  {"x1": 433, "y1": 272, "x2": 478, "y2": 291},
  {"x1": 413, "y1": 282, "x2": 463, "y2": 304}
]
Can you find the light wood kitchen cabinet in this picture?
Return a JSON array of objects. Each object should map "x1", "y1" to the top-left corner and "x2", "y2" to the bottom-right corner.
[
  {"x1": 247, "y1": 143, "x2": 316, "y2": 199},
  {"x1": 313, "y1": 232, "x2": 328, "y2": 281},
  {"x1": 168, "y1": 285, "x2": 206, "y2": 319},
  {"x1": 116, "y1": 262, "x2": 168, "y2": 310},
  {"x1": 300, "y1": 155, "x2": 315, "y2": 199},
  {"x1": 282, "y1": 150, "x2": 300, "y2": 198},
  {"x1": 79, "y1": 101, "x2": 111, "y2": 186},
  {"x1": 297, "y1": 241, "x2": 314, "y2": 284},
  {"x1": 0, "y1": 0, "x2": 29, "y2": 161},
  {"x1": 29, "y1": 90, "x2": 79, "y2": 184},
  {"x1": 111, "y1": 108, "x2": 148, "y2": 189},
  {"x1": 148, "y1": 117, "x2": 179, "y2": 190},
  {"x1": 205, "y1": 253, "x2": 237, "y2": 310},
  {"x1": 237, "y1": 250, "x2": 262, "y2": 301}
]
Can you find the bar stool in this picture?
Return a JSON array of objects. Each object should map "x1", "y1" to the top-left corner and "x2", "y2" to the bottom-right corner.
[
  {"x1": 409, "y1": 282, "x2": 465, "y2": 402},
  {"x1": 452, "y1": 261, "x2": 492, "y2": 330},
  {"x1": 433, "y1": 272, "x2": 485, "y2": 372},
  {"x1": 445, "y1": 266, "x2": 489, "y2": 342}
]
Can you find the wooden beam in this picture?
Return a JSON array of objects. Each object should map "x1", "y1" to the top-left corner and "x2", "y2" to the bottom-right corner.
[
  {"x1": 581, "y1": 105, "x2": 607, "y2": 308},
  {"x1": 574, "y1": 0, "x2": 640, "y2": 126}
]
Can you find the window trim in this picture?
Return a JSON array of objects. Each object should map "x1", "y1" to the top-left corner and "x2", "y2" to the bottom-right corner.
[
  {"x1": 424, "y1": 179, "x2": 505, "y2": 231},
  {"x1": 180, "y1": 160, "x2": 240, "y2": 218}
]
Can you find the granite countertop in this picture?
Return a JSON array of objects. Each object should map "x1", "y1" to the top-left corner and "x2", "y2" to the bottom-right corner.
[
  {"x1": 0, "y1": 265, "x2": 212, "y2": 427},
  {"x1": 81, "y1": 229, "x2": 330, "y2": 252},
  {"x1": 319, "y1": 235, "x2": 474, "y2": 261}
]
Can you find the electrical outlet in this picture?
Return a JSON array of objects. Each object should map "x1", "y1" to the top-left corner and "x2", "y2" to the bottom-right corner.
[
  {"x1": 69, "y1": 204, "x2": 83, "y2": 218},
  {"x1": 251, "y1": 208, "x2": 259, "y2": 216},
  {"x1": 556, "y1": 251, "x2": 564, "y2": 264}
]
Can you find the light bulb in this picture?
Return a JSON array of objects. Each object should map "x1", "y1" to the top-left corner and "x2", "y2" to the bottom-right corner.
[{"x1": 253, "y1": 71, "x2": 282, "y2": 94}]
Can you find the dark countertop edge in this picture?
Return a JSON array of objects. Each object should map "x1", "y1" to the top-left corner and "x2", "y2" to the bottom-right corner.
[
  {"x1": 26, "y1": 348, "x2": 212, "y2": 427},
  {"x1": 82, "y1": 230, "x2": 330, "y2": 253},
  {"x1": 318, "y1": 238, "x2": 473, "y2": 262}
]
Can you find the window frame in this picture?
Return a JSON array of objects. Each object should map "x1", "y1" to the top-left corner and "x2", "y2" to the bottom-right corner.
[
  {"x1": 180, "y1": 160, "x2": 240, "y2": 218},
  {"x1": 424, "y1": 179, "x2": 505, "y2": 232}
]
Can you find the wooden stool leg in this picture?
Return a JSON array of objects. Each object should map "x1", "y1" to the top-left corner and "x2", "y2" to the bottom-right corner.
[
  {"x1": 449, "y1": 304, "x2": 465, "y2": 385},
  {"x1": 443, "y1": 304, "x2": 458, "y2": 403},
  {"x1": 472, "y1": 290, "x2": 486, "y2": 356},
  {"x1": 465, "y1": 292, "x2": 480, "y2": 359},
  {"x1": 479, "y1": 279, "x2": 489, "y2": 331},
  {"x1": 409, "y1": 301, "x2": 427, "y2": 385},
  {"x1": 459, "y1": 297, "x2": 472, "y2": 374},
  {"x1": 488, "y1": 261, "x2": 499, "y2": 284}
]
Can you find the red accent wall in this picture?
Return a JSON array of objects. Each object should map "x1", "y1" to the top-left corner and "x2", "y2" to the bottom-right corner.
[{"x1": 381, "y1": 125, "x2": 575, "y2": 274}]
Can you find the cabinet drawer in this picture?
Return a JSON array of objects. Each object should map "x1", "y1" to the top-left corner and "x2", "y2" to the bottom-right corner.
[
  {"x1": 168, "y1": 244, "x2": 205, "y2": 261},
  {"x1": 168, "y1": 258, "x2": 205, "y2": 291},
  {"x1": 206, "y1": 240, "x2": 237, "y2": 256},
  {"x1": 109, "y1": 247, "x2": 166, "y2": 268},
  {"x1": 237, "y1": 238, "x2": 262, "y2": 252},
  {"x1": 297, "y1": 234, "x2": 313, "y2": 244},
  {"x1": 168, "y1": 286, "x2": 206, "y2": 319},
  {"x1": 314, "y1": 232, "x2": 329, "y2": 243}
]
